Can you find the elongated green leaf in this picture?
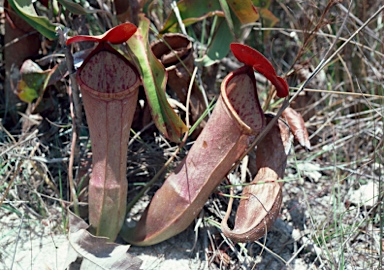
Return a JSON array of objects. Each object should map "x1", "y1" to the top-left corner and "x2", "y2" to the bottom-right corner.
[
  {"x1": 161, "y1": 0, "x2": 223, "y2": 33},
  {"x1": 128, "y1": 14, "x2": 187, "y2": 142},
  {"x1": 218, "y1": 0, "x2": 234, "y2": 35},
  {"x1": 8, "y1": 0, "x2": 61, "y2": 40}
]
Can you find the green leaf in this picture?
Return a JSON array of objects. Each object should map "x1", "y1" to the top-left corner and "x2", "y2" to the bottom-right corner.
[
  {"x1": 252, "y1": 0, "x2": 272, "y2": 9},
  {"x1": 161, "y1": 0, "x2": 223, "y2": 33},
  {"x1": 161, "y1": 0, "x2": 258, "y2": 34},
  {"x1": 196, "y1": 17, "x2": 233, "y2": 66},
  {"x1": 219, "y1": 0, "x2": 234, "y2": 35},
  {"x1": 17, "y1": 80, "x2": 40, "y2": 103},
  {"x1": 8, "y1": 0, "x2": 61, "y2": 40},
  {"x1": 16, "y1": 60, "x2": 53, "y2": 103},
  {"x1": 127, "y1": 14, "x2": 187, "y2": 142},
  {"x1": 160, "y1": 0, "x2": 259, "y2": 67},
  {"x1": 57, "y1": 0, "x2": 99, "y2": 15}
]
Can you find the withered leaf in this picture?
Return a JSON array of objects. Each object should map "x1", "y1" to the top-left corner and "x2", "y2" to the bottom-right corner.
[
  {"x1": 282, "y1": 107, "x2": 311, "y2": 151},
  {"x1": 64, "y1": 208, "x2": 142, "y2": 270}
]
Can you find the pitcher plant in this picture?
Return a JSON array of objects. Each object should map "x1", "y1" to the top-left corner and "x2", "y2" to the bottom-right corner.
[
  {"x1": 66, "y1": 23, "x2": 141, "y2": 240},
  {"x1": 121, "y1": 43, "x2": 290, "y2": 245}
]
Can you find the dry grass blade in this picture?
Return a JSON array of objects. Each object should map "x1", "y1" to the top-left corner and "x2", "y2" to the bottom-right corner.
[{"x1": 290, "y1": 4, "x2": 384, "y2": 102}]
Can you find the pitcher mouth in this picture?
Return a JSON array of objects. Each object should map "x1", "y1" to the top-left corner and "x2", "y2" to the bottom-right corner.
[
  {"x1": 77, "y1": 43, "x2": 141, "y2": 101},
  {"x1": 221, "y1": 65, "x2": 265, "y2": 136}
]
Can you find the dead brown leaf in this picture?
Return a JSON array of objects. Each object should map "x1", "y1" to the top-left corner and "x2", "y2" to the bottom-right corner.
[
  {"x1": 282, "y1": 107, "x2": 311, "y2": 151},
  {"x1": 64, "y1": 208, "x2": 142, "y2": 270}
]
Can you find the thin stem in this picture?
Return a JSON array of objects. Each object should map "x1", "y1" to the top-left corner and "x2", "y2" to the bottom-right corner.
[
  {"x1": 58, "y1": 27, "x2": 80, "y2": 214},
  {"x1": 0, "y1": 160, "x2": 23, "y2": 209}
]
